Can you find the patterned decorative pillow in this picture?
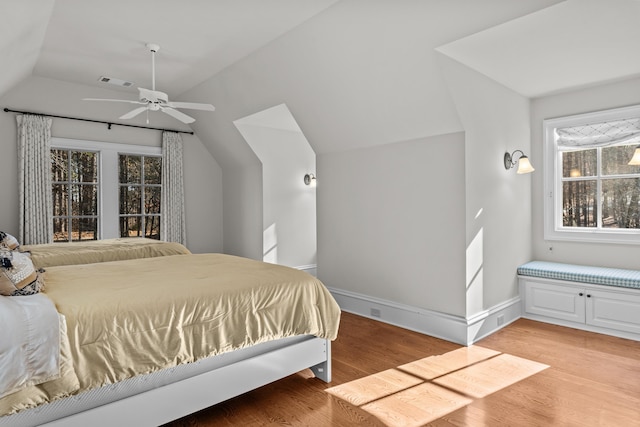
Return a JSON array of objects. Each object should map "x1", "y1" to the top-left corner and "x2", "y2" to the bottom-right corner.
[
  {"x1": 0, "y1": 231, "x2": 20, "y2": 251},
  {"x1": 0, "y1": 251, "x2": 45, "y2": 296}
]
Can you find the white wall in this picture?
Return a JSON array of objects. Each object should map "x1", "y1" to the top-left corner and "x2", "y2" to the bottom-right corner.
[
  {"x1": 438, "y1": 56, "x2": 532, "y2": 315},
  {"x1": 0, "y1": 76, "x2": 223, "y2": 253},
  {"x1": 174, "y1": 1, "x2": 555, "y2": 324},
  {"x1": 317, "y1": 132, "x2": 467, "y2": 316},
  {"x1": 178, "y1": 0, "x2": 557, "y2": 261},
  {"x1": 531, "y1": 76, "x2": 640, "y2": 268},
  {"x1": 235, "y1": 118, "x2": 317, "y2": 269}
]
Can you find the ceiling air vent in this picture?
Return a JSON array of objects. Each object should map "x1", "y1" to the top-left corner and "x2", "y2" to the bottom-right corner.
[{"x1": 98, "y1": 76, "x2": 134, "y2": 87}]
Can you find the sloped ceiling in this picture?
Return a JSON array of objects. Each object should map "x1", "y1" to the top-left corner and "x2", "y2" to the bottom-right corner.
[
  {"x1": 182, "y1": 0, "x2": 566, "y2": 161},
  {"x1": 0, "y1": 1, "x2": 54, "y2": 98},
  {"x1": 0, "y1": 0, "x2": 339, "y2": 100},
  {"x1": 437, "y1": 0, "x2": 640, "y2": 98},
  {"x1": 2, "y1": 0, "x2": 640, "y2": 156}
]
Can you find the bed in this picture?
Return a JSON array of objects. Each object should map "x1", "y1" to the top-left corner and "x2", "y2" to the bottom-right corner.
[
  {"x1": 0, "y1": 238, "x2": 340, "y2": 427},
  {"x1": 20, "y1": 237, "x2": 192, "y2": 268}
]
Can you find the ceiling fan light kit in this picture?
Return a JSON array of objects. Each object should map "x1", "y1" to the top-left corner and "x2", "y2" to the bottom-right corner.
[{"x1": 83, "y1": 43, "x2": 215, "y2": 124}]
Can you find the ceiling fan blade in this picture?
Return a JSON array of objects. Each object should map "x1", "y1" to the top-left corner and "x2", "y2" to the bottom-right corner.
[
  {"x1": 160, "y1": 107, "x2": 195, "y2": 123},
  {"x1": 83, "y1": 98, "x2": 144, "y2": 105},
  {"x1": 166, "y1": 101, "x2": 215, "y2": 111},
  {"x1": 120, "y1": 106, "x2": 149, "y2": 120}
]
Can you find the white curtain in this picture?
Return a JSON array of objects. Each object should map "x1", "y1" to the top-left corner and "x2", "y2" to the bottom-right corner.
[
  {"x1": 17, "y1": 114, "x2": 53, "y2": 245},
  {"x1": 161, "y1": 131, "x2": 186, "y2": 245}
]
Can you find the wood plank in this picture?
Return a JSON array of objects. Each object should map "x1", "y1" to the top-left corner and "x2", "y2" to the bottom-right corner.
[{"x1": 163, "y1": 313, "x2": 640, "y2": 427}]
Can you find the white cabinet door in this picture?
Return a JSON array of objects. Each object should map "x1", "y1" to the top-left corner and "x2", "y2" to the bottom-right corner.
[
  {"x1": 524, "y1": 281, "x2": 585, "y2": 323},
  {"x1": 586, "y1": 290, "x2": 640, "y2": 334}
]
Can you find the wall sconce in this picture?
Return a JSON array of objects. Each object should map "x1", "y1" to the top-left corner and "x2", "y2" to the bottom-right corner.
[
  {"x1": 304, "y1": 173, "x2": 316, "y2": 186},
  {"x1": 628, "y1": 146, "x2": 640, "y2": 165},
  {"x1": 504, "y1": 150, "x2": 535, "y2": 174}
]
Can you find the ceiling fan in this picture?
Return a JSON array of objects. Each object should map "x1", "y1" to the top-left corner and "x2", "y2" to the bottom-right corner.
[{"x1": 84, "y1": 43, "x2": 215, "y2": 124}]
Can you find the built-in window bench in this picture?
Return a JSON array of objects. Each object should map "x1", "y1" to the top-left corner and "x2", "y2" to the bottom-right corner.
[{"x1": 518, "y1": 261, "x2": 640, "y2": 342}]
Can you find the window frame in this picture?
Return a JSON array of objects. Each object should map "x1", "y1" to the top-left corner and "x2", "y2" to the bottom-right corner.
[
  {"x1": 544, "y1": 104, "x2": 640, "y2": 244},
  {"x1": 51, "y1": 148, "x2": 100, "y2": 242},
  {"x1": 51, "y1": 138, "x2": 161, "y2": 240},
  {"x1": 118, "y1": 153, "x2": 163, "y2": 239}
]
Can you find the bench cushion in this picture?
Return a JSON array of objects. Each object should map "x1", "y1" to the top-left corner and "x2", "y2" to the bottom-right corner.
[{"x1": 518, "y1": 261, "x2": 640, "y2": 290}]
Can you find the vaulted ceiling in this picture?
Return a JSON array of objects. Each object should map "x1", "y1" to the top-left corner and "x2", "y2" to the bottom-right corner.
[
  {"x1": 1, "y1": 0, "x2": 339, "y2": 99},
  {"x1": 2, "y1": 0, "x2": 640, "y2": 156}
]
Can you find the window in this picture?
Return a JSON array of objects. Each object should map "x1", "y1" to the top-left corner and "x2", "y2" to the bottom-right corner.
[
  {"x1": 119, "y1": 154, "x2": 162, "y2": 239},
  {"x1": 544, "y1": 105, "x2": 640, "y2": 244},
  {"x1": 51, "y1": 149, "x2": 99, "y2": 242},
  {"x1": 50, "y1": 138, "x2": 162, "y2": 242}
]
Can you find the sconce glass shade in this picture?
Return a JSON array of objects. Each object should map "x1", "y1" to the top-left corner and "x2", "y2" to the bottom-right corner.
[
  {"x1": 628, "y1": 146, "x2": 640, "y2": 165},
  {"x1": 516, "y1": 156, "x2": 535, "y2": 174},
  {"x1": 504, "y1": 150, "x2": 535, "y2": 174}
]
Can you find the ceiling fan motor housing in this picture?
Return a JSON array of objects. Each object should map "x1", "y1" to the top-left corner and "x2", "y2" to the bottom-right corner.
[{"x1": 139, "y1": 88, "x2": 169, "y2": 104}]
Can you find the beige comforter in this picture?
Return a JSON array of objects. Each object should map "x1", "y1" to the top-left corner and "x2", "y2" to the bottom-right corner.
[
  {"x1": 21, "y1": 238, "x2": 191, "y2": 269},
  {"x1": 0, "y1": 253, "x2": 340, "y2": 416}
]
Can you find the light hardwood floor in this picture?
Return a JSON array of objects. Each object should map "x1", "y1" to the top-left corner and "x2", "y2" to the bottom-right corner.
[{"x1": 163, "y1": 312, "x2": 640, "y2": 426}]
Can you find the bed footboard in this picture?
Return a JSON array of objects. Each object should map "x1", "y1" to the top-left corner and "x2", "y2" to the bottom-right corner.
[{"x1": 3, "y1": 336, "x2": 331, "y2": 427}]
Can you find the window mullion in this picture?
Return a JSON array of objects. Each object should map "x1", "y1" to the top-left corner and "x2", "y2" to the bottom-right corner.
[{"x1": 596, "y1": 147, "x2": 602, "y2": 230}]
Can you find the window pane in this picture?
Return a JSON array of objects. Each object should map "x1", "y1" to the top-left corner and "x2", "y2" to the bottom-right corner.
[
  {"x1": 144, "y1": 157, "x2": 162, "y2": 185},
  {"x1": 53, "y1": 218, "x2": 68, "y2": 242},
  {"x1": 119, "y1": 155, "x2": 141, "y2": 184},
  {"x1": 52, "y1": 184, "x2": 68, "y2": 217},
  {"x1": 51, "y1": 149, "x2": 68, "y2": 182},
  {"x1": 77, "y1": 218, "x2": 98, "y2": 241},
  {"x1": 602, "y1": 145, "x2": 640, "y2": 176},
  {"x1": 145, "y1": 215, "x2": 161, "y2": 240},
  {"x1": 562, "y1": 149, "x2": 596, "y2": 178},
  {"x1": 71, "y1": 184, "x2": 97, "y2": 216},
  {"x1": 602, "y1": 178, "x2": 640, "y2": 229},
  {"x1": 562, "y1": 180, "x2": 597, "y2": 227},
  {"x1": 120, "y1": 216, "x2": 142, "y2": 238},
  {"x1": 120, "y1": 186, "x2": 141, "y2": 215},
  {"x1": 51, "y1": 149, "x2": 101, "y2": 242},
  {"x1": 145, "y1": 186, "x2": 161, "y2": 214},
  {"x1": 71, "y1": 151, "x2": 97, "y2": 183}
]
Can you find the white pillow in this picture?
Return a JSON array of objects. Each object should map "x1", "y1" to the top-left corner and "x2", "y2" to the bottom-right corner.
[
  {"x1": 0, "y1": 231, "x2": 20, "y2": 251},
  {"x1": 0, "y1": 251, "x2": 45, "y2": 296}
]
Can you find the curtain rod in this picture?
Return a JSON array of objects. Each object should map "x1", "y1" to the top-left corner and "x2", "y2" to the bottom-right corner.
[{"x1": 2, "y1": 107, "x2": 194, "y2": 135}]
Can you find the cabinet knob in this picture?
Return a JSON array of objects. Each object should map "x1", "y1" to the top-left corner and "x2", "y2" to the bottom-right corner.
[
  {"x1": 587, "y1": 294, "x2": 592, "y2": 298},
  {"x1": 579, "y1": 292, "x2": 584, "y2": 296}
]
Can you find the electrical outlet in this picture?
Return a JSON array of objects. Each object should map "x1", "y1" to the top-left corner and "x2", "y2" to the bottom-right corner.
[
  {"x1": 497, "y1": 314, "x2": 505, "y2": 326},
  {"x1": 370, "y1": 308, "x2": 381, "y2": 318}
]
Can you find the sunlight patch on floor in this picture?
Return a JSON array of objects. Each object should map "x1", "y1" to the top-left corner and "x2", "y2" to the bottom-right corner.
[
  {"x1": 326, "y1": 345, "x2": 549, "y2": 426},
  {"x1": 324, "y1": 368, "x2": 423, "y2": 406}
]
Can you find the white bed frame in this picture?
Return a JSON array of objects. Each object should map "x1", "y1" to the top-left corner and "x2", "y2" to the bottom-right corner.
[{"x1": 2, "y1": 336, "x2": 331, "y2": 427}]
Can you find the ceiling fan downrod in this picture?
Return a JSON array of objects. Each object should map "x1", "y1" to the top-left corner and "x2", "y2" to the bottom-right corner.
[{"x1": 146, "y1": 43, "x2": 160, "y2": 91}]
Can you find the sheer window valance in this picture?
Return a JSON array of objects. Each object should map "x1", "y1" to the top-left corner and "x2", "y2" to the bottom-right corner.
[{"x1": 557, "y1": 117, "x2": 640, "y2": 151}]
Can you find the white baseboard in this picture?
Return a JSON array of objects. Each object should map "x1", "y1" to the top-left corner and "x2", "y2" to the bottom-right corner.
[
  {"x1": 296, "y1": 264, "x2": 317, "y2": 277},
  {"x1": 328, "y1": 287, "x2": 521, "y2": 346}
]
